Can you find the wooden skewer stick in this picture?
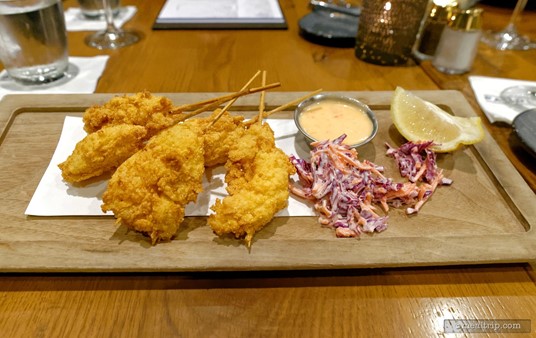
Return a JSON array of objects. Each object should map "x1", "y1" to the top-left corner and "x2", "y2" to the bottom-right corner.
[
  {"x1": 175, "y1": 96, "x2": 234, "y2": 122},
  {"x1": 173, "y1": 81, "x2": 281, "y2": 123},
  {"x1": 172, "y1": 95, "x2": 228, "y2": 113},
  {"x1": 172, "y1": 71, "x2": 263, "y2": 113},
  {"x1": 245, "y1": 88, "x2": 322, "y2": 125},
  {"x1": 205, "y1": 73, "x2": 275, "y2": 129},
  {"x1": 172, "y1": 71, "x2": 260, "y2": 112},
  {"x1": 257, "y1": 71, "x2": 267, "y2": 125}
]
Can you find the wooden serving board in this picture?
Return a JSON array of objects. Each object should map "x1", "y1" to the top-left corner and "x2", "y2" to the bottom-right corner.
[{"x1": 0, "y1": 91, "x2": 535, "y2": 272}]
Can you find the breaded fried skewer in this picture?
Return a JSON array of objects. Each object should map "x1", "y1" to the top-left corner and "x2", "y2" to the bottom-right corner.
[
  {"x1": 101, "y1": 72, "x2": 266, "y2": 244},
  {"x1": 83, "y1": 82, "x2": 280, "y2": 135},
  {"x1": 58, "y1": 124, "x2": 147, "y2": 183},
  {"x1": 59, "y1": 78, "x2": 279, "y2": 185},
  {"x1": 189, "y1": 71, "x2": 263, "y2": 167},
  {"x1": 101, "y1": 121, "x2": 205, "y2": 244},
  {"x1": 208, "y1": 71, "x2": 297, "y2": 247}
]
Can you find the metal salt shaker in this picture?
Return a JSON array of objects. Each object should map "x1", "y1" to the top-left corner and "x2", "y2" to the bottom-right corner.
[{"x1": 432, "y1": 7, "x2": 483, "y2": 74}]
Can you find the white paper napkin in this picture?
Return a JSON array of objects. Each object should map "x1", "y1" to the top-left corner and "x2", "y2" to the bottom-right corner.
[
  {"x1": 64, "y1": 6, "x2": 137, "y2": 32},
  {"x1": 0, "y1": 56, "x2": 109, "y2": 101},
  {"x1": 469, "y1": 75, "x2": 536, "y2": 124},
  {"x1": 25, "y1": 116, "x2": 316, "y2": 217}
]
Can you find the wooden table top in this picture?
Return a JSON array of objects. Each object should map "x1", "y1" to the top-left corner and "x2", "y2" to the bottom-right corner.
[{"x1": 1, "y1": 0, "x2": 535, "y2": 336}]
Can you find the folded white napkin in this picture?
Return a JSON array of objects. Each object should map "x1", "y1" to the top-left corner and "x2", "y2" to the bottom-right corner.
[
  {"x1": 64, "y1": 6, "x2": 137, "y2": 31},
  {"x1": 469, "y1": 75, "x2": 536, "y2": 124},
  {"x1": 0, "y1": 56, "x2": 109, "y2": 101},
  {"x1": 25, "y1": 116, "x2": 316, "y2": 217}
]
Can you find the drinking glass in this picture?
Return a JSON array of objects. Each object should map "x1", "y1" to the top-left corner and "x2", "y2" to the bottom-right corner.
[
  {"x1": 0, "y1": 0, "x2": 69, "y2": 84},
  {"x1": 85, "y1": 0, "x2": 138, "y2": 50},
  {"x1": 481, "y1": 0, "x2": 535, "y2": 50},
  {"x1": 78, "y1": 0, "x2": 119, "y2": 19},
  {"x1": 500, "y1": 85, "x2": 536, "y2": 110}
]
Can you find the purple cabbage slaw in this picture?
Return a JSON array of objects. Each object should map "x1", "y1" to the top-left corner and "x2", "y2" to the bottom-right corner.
[{"x1": 289, "y1": 135, "x2": 452, "y2": 238}]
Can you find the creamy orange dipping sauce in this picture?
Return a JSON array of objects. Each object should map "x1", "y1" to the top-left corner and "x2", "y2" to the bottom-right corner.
[{"x1": 299, "y1": 100, "x2": 374, "y2": 145}]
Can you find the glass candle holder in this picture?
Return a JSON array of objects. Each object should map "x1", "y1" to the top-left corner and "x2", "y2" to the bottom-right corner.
[{"x1": 354, "y1": 0, "x2": 430, "y2": 66}]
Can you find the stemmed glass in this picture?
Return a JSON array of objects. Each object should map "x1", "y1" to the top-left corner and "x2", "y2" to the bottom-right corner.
[
  {"x1": 481, "y1": 0, "x2": 535, "y2": 50},
  {"x1": 85, "y1": 0, "x2": 139, "y2": 50}
]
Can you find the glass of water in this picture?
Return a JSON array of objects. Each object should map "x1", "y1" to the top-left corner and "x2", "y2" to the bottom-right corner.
[{"x1": 0, "y1": 0, "x2": 69, "y2": 84}]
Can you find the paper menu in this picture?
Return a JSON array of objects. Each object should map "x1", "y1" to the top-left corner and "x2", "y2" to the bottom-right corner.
[{"x1": 153, "y1": 0, "x2": 287, "y2": 29}]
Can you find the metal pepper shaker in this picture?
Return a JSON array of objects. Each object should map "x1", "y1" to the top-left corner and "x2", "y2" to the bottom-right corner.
[{"x1": 432, "y1": 7, "x2": 483, "y2": 74}]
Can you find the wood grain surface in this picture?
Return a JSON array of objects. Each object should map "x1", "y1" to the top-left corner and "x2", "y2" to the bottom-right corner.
[{"x1": 0, "y1": 1, "x2": 535, "y2": 337}]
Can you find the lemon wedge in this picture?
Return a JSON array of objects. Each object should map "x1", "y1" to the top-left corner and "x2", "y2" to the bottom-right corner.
[{"x1": 390, "y1": 87, "x2": 484, "y2": 152}]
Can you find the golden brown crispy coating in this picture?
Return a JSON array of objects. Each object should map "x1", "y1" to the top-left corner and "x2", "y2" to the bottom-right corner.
[
  {"x1": 83, "y1": 91, "x2": 178, "y2": 137},
  {"x1": 224, "y1": 123, "x2": 279, "y2": 193},
  {"x1": 186, "y1": 109, "x2": 246, "y2": 167},
  {"x1": 58, "y1": 124, "x2": 147, "y2": 184},
  {"x1": 101, "y1": 122, "x2": 205, "y2": 244},
  {"x1": 208, "y1": 123, "x2": 296, "y2": 246}
]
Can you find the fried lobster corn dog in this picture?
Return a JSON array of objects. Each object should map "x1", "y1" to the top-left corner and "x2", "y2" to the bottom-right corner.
[
  {"x1": 208, "y1": 123, "x2": 296, "y2": 246},
  {"x1": 68, "y1": 79, "x2": 279, "y2": 185},
  {"x1": 101, "y1": 122, "x2": 205, "y2": 244},
  {"x1": 83, "y1": 91, "x2": 178, "y2": 137},
  {"x1": 58, "y1": 124, "x2": 147, "y2": 183},
  {"x1": 63, "y1": 94, "x2": 230, "y2": 184},
  {"x1": 187, "y1": 109, "x2": 247, "y2": 167},
  {"x1": 83, "y1": 83, "x2": 280, "y2": 136}
]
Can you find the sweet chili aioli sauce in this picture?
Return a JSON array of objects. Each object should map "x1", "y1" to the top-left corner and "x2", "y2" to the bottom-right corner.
[{"x1": 299, "y1": 100, "x2": 374, "y2": 145}]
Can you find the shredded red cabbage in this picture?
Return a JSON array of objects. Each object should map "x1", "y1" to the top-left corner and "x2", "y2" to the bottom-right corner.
[{"x1": 289, "y1": 136, "x2": 451, "y2": 238}]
